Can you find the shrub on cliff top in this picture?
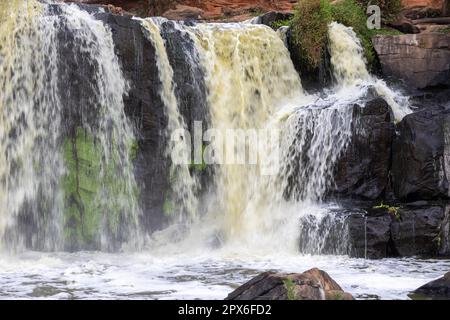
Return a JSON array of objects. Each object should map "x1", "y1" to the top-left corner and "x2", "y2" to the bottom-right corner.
[
  {"x1": 356, "y1": 0, "x2": 403, "y2": 20},
  {"x1": 290, "y1": 0, "x2": 332, "y2": 70}
]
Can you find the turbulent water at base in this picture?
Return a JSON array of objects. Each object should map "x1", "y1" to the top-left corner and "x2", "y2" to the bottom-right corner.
[{"x1": 0, "y1": 1, "x2": 141, "y2": 251}]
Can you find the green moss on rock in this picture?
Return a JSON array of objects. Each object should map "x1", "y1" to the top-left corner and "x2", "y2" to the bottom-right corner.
[{"x1": 62, "y1": 127, "x2": 138, "y2": 249}]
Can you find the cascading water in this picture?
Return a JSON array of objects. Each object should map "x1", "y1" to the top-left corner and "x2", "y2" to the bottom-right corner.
[
  {"x1": 328, "y1": 22, "x2": 412, "y2": 121},
  {"x1": 142, "y1": 20, "x2": 413, "y2": 256},
  {"x1": 0, "y1": 1, "x2": 141, "y2": 251},
  {"x1": 140, "y1": 18, "x2": 199, "y2": 223},
  {"x1": 0, "y1": 0, "x2": 63, "y2": 250}
]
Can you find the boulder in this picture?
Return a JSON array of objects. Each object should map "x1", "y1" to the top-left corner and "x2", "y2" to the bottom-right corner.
[
  {"x1": 331, "y1": 98, "x2": 395, "y2": 200},
  {"x1": 372, "y1": 33, "x2": 450, "y2": 89},
  {"x1": 392, "y1": 108, "x2": 450, "y2": 201},
  {"x1": 410, "y1": 271, "x2": 450, "y2": 300},
  {"x1": 226, "y1": 269, "x2": 353, "y2": 300}
]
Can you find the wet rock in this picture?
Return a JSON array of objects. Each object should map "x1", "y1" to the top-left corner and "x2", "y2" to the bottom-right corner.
[
  {"x1": 347, "y1": 202, "x2": 447, "y2": 259},
  {"x1": 392, "y1": 108, "x2": 450, "y2": 201},
  {"x1": 96, "y1": 12, "x2": 171, "y2": 231},
  {"x1": 331, "y1": 98, "x2": 395, "y2": 200},
  {"x1": 410, "y1": 271, "x2": 450, "y2": 300},
  {"x1": 372, "y1": 33, "x2": 450, "y2": 90},
  {"x1": 287, "y1": 30, "x2": 332, "y2": 91},
  {"x1": 347, "y1": 209, "x2": 393, "y2": 259},
  {"x1": 226, "y1": 269, "x2": 353, "y2": 300},
  {"x1": 390, "y1": 203, "x2": 444, "y2": 256}
]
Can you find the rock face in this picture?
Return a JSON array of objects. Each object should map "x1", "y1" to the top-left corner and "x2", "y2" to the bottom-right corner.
[
  {"x1": 373, "y1": 33, "x2": 450, "y2": 90},
  {"x1": 410, "y1": 271, "x2": 450, "y2": 300},
  {"x1": 392, "y1": 108, "x2": 450, "y2": 201},
  {"x1": 402, "y1": 0, "x2": 445, "y2": 10},
  {"x1": 332, "y1": 98, "x2": 395, "y2": 200},
  {"x1": 226, "y1": 269, "x2": 354, "y2": 300},
  {"x1": 348, "y1": 202, "x2": 446, "y2": 258}
]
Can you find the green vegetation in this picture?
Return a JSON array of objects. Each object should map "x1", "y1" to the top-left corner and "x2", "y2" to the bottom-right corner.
[
  {"x1": 291, "y1": 0, "x2": 332, "y2": 70},
  {"x1": 373, "y1": 202, "x2": 401, "y2": 221},
  {"x1": 356, "y1": 0, "x2": 403, "y2": 21},
  {"x1": 330, "y1": 291, "x2": 345, "y2": 300},
  {"x1": 438, "y1": 26, "x2": 450, "y2": 34},
  {"x1": 163, "y1": 196, "x2": 174, "y2": 216},
  {"x1": 331, "y1": 0, "x2": 377, "y2": 69},
  {"x1": 289, "y1": 0, "x2": 404, "y2": 71},
  {"x1": 283, "y1": 278, "x2": 298, "y2": 300},
  {"x1": 189, "y1": 144, "x2": 207, "y2": 171},
  {"x1": 271, "y1": 19, "x2": 291, "y2": 30}
]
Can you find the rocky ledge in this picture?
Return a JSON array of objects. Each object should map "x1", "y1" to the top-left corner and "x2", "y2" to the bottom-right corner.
[
  {"x1": 226, "y1": 268, "x2": 354, "y2": 300},
  {"x1": 373, "y1": 33, "x2": 450, "y2": 90}
]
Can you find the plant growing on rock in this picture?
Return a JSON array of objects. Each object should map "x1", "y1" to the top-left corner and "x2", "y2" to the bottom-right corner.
[
  {"x1": 373, "y1": 202, "x2": 401, "y2": 221},
  {"x1": 290, "y1": 0, "x2": 332, "y2": 70},
  {"x1": 283, "y1": 278, "x2": 298, "y2": 300}
]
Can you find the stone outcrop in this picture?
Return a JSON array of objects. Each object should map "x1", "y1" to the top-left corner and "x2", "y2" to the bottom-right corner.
[
  {"x1": 392, "y1": 107, "x2": 450, "y2": 201},
  {"x1": 347, "y1": 202, "x2": 447, "y2": 258},
  {"x1": 373, "y1": 33, "x2": 450, "y2": 90},
  {"x1": 332, "y1": 97, "x2": 395, "y2": 200},
  {"x1": 226, "y1": 269, "x2": 354, "y2": 300},
  {"x1": 410, "y1": 271, "x2": 450, "y2": 299}
]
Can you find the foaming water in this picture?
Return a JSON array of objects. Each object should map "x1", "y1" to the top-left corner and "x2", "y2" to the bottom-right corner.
[
  {"x1": 328, "y1": 22, "x2": 412, "y2": 121},
  {"x1": 0, "y1": 251, "x2": 449, "y2": 300}
]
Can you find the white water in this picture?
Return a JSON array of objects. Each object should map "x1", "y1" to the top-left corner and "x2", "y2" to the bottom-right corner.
[
  {"x1": 0, "y1": 251, "x2": 449, "y2": 300},
  {"x1": 0, "y1": 1, "x2": 141, "y2": 251}
]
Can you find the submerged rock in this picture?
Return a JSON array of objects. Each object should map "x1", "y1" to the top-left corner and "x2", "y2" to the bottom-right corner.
[
  {"x1": 226, "y1": 268, "x2": 354, "y2": 300},
  {"x1": 410, "y1": 272, "x2": 450, "y2": 300}
]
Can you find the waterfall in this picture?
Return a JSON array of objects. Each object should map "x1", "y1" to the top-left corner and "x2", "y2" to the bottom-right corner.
[
  {"x1": 328, "y1": 22, "x2": 412, "y2": 121},
  {"x1": 191, "y1": 23, "x2": 305, "y2": 242},
  {"x1": 0, "y1": 0, "x2": 63, "y2": 250},
  {"x1": 0, "y1": 1, "x2": 413, "y2": 257},
  {"x1": 0, "y1": 1, "x2": 141, "y2": 251},
  {"x1": 146, "y1": 20, "x2": 414, "y2": 256},
  {"x1": 140, "y1": 18, "x2": 199, "y2": 222}
]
